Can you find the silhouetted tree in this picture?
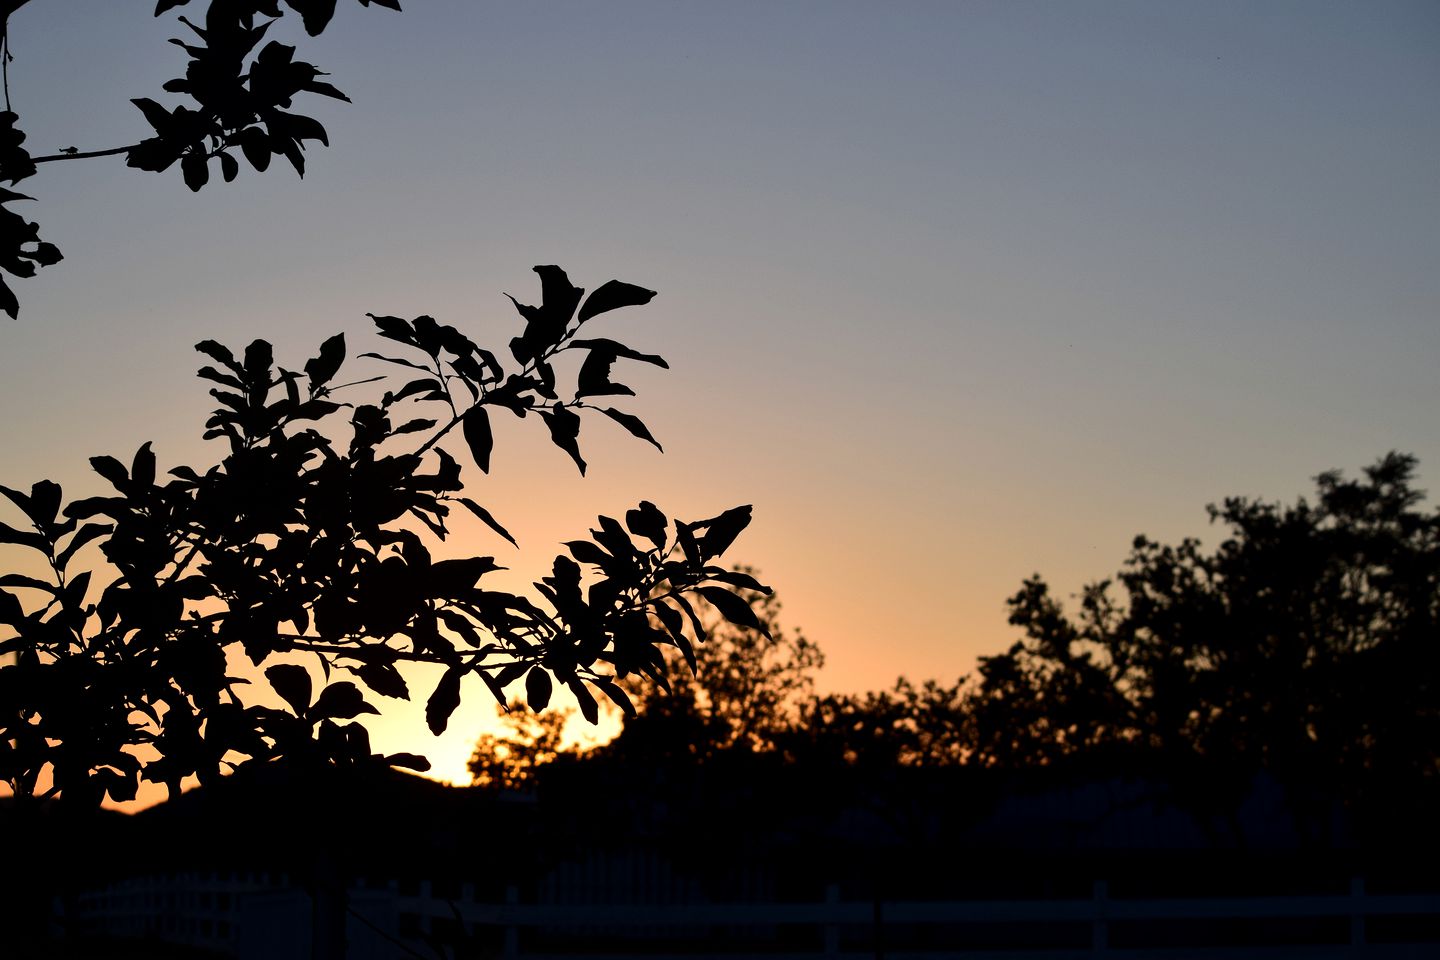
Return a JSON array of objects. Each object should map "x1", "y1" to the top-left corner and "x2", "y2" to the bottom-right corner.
[
  {"x1": 0, "y1": 265, "x2": 773, "y2": 808},
  {"x1": 782, "y1": 677, "x2": 969, "y2": 771},
  {"x1": 967, "y1": 453, "x2": 1440, "y2": 834},
  {"x1": 0, "y1": 0, "x2": 402, "y2": 317},
  {"x1": 468, "y1": 581, "x2": 820, "y2": 787},
  {"x1": 467, "y1": 698, "x2": 575, "y2": 793}
]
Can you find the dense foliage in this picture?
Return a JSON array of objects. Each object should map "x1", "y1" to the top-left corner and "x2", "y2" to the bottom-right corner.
[{"x1": 0, "y1": 265, "x2": 772, "y2": 807}]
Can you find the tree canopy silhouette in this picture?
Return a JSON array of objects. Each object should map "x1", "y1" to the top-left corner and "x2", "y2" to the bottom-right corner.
[
  {"x1": 0, "y1": 0, "x2": 402, "y2": 317},
  {"x1": 966, "y1": 452, "x2": 1439, "y2": 830},
  {"x1": 0, "y1": 265, "x2": 773, "y2": 808}
]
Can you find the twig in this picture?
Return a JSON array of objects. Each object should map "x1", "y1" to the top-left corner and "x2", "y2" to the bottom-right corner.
[{"x1": 32, "y1": 143, "x2": 139, "y2": 163}]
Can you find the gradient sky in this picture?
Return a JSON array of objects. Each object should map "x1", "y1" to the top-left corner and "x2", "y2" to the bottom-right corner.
[{"x1": 3, "y1": 1, "x2": 1438, "y2": 794}]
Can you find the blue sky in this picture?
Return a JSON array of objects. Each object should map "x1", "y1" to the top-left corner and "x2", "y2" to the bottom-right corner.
[{"x1": 3, "y1": 1, "x2": 1437, "y2": 787}]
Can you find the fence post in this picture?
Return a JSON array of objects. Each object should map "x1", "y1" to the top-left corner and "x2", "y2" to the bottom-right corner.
[
  {"x1": 503, "y1": 884, "x2": 519, "y2": 959},
  {"x1": 1349, "y1": 875, "x2": 1366, "y2": 947},
  {"x1": 824, "y1": 883, "x2": 840, "y2": 958},
  {"x1": 1091, "y1": 879, "x2": 1108, "y2": 953}
]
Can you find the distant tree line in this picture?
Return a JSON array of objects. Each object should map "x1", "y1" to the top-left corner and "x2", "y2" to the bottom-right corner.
[{"x1": 476, "y1": 454, "x2": 1440, "y2": 841}]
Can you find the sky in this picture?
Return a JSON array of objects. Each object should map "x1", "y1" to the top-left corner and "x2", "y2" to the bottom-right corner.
[{"x1": 2, "y1": 1, "x2": 1438, "y2": 798}]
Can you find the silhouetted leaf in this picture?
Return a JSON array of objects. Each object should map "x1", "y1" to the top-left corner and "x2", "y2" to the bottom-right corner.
[
  {"x1": 312, "y1": 681, "x2": 379, "y2": 720},
  {"x1": 0, "y1": 521, "x2": 45, "y2": 552},
  {"x1": 458, "y1": 497, "x2": 516, "y2": 547},
  {"x1": 356, "y1": 661, "x2": 409, "y2": 700},
  {"x1": 273, "y1": 110, "x2": 329, "y2": 146},
  {"x1": 434, "y1": 608, "x2": 484, "y2": 648},
  {"x1": 706, "y1": 567, "x2": 771, "y2": 595},
  {"x1": 239, "y1": 126, "x2": 271, "y2": 172},
  {"x1": 0, "y1": 483, "x2": 30, "y2": 517},
  {"x1": 305, "y1": 333, "x2": 345, "y2": 392},
  {"x1": 668, "y1": 591, "x2": 707, "y2": 644},
  {"x1": 650, "y1": 597, "x2": 684, "y2": 639},
  {"x1": 265, "y1": 664, "x2": 312, "y2": 716},
  {"x1": 279, "y1": 136, "x2": 305, "y2": 176},
  {"x1": 625, "y1": 501, "x2": 667, "y2": 548},
  {"x1": 0, "y1": 589, "x2": 24, "y2": 626},
  {"x1": 599, "y1": 408, "x2": 662, "y2": 452},
  {"x1": 596, "y1": 677, "x2": 637, "y2": 717},
  {"x1": 565, "y1": 540, "x2": 610, "y2": 568},
  {"x1": 0, "y1": 574, "x2": 54, "y2": 593},
  {"x1": 577, "y1": 280, "x2": 657, "y2": 324},
  {"x1": 568, "y1": 678, "x2": 599, "y2": 724},
  {"x1": 130, "y1": 442, "x2": 156, "y2": 490},
  {"x1": 243, "y1": 339, "x2": 274, "y2": 382},
  {"x1": 575, "y1": 349, "x2": 633, "y2": 399},
  {"x1": 568, "y1": 338, "x2": 668, "y2": 369},
  {"x1": 462, "y1": 406, "x2": 493, "y2": 473},
  {"x1": 477, "y1": 668, "x2": 509, "y2": 706},
  {"x1": 27, "y1": 480, "x2": 60, "y2": 528},
  {"x1": 195, "y1": 339, "x2": 241, "y2": 372},
  {"x1": 87, "y1": 455, "x2": 128, "y2": 491},
  {"x1": 391, "y1": 417, "x2": 436, "y2": 435},
  {"x1": 0, "y1": 275, "x2": 17, "y2": 320},
  {"x1": 125, "y1": 137, "x2": 180, "y2": 173},
  {"x1": 541, "y1": 406, "x2": 585, "y2": 475},
  {"x1": 219, "y1": 151, "x2": 239, "y2": 183},
  {"x1": 60, "y1": 571, "x2": 91, "y2": 612},
  {"x1": 291, "y1": 0, "x2": 339, "y2": 35},
  {"x1": 428, "y1": 557, "x2": 501, "y2": 597},
  {"x1": 55, "y1": 523, "x2": 111, "y2": 571},
  {"x1": 525, "y1": 667, "x2": 552, "y2": 712},
  {"x1": 697, "y1": 505, "x2": 752, "y2": 560},
  {"x1": 181, "y1": 151, "x2": 208, "y2": 191},
  {"x1": 380, "y1": 377, "x2": 444, "y2": 406},
  {"x1": 426, "y1": 666, "x2": 464, "y2": 735},
  {"x1": 304, "y1": 79, "x2": 351, "y2": 102},
  {"x1": 675, "y1": 521, "x2": 701, "y2": 567},
  {"x1": 534, "y1": 264, "x2": 584, "y2": 327},
  {"x1": 698, "y1": 586, "x2": 770, "y2": 637},
  {"x1": 197, "y1": 365, "x2": 244, "y2": 389},
  {"x1": 130, "y1": 97, "x2": 172, "y2": 132}
]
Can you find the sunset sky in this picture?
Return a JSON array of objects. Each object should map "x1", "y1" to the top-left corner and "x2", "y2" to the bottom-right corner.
[{"x1": 2, "y1": 1, "x2": 1438, "y2": 794}]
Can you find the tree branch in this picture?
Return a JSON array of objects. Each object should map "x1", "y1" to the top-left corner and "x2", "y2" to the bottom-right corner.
[{"x1": 32, "y1": 144, "x2": 140, "y2": 163}]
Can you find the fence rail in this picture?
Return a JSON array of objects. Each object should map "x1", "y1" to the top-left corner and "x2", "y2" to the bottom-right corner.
[{"x1": 463, "y1": 880, "x2": 1440, "y2": 959}]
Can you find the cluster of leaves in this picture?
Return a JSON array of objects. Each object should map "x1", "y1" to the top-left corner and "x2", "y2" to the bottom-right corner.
[
  {"x1": 0, "y1": 266, "x2": 772, "y2": 808},
  {"x1": 131, "y1": 1, "x2": 401, "y2": 187},
  {"x1": 0, "y1": 0, "x2": 399, "y2": 316},
  {"x1": 0, "y1": 112, "x2": 61, "y2": 318}
]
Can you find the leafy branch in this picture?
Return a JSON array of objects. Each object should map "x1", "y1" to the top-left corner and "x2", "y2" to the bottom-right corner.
[
  {"x1": 0, "y1": 266, "x2": 773, "y2": 808},
  {"x1": 0, "y1": 0, "x2": 402, "y2": 317}
]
